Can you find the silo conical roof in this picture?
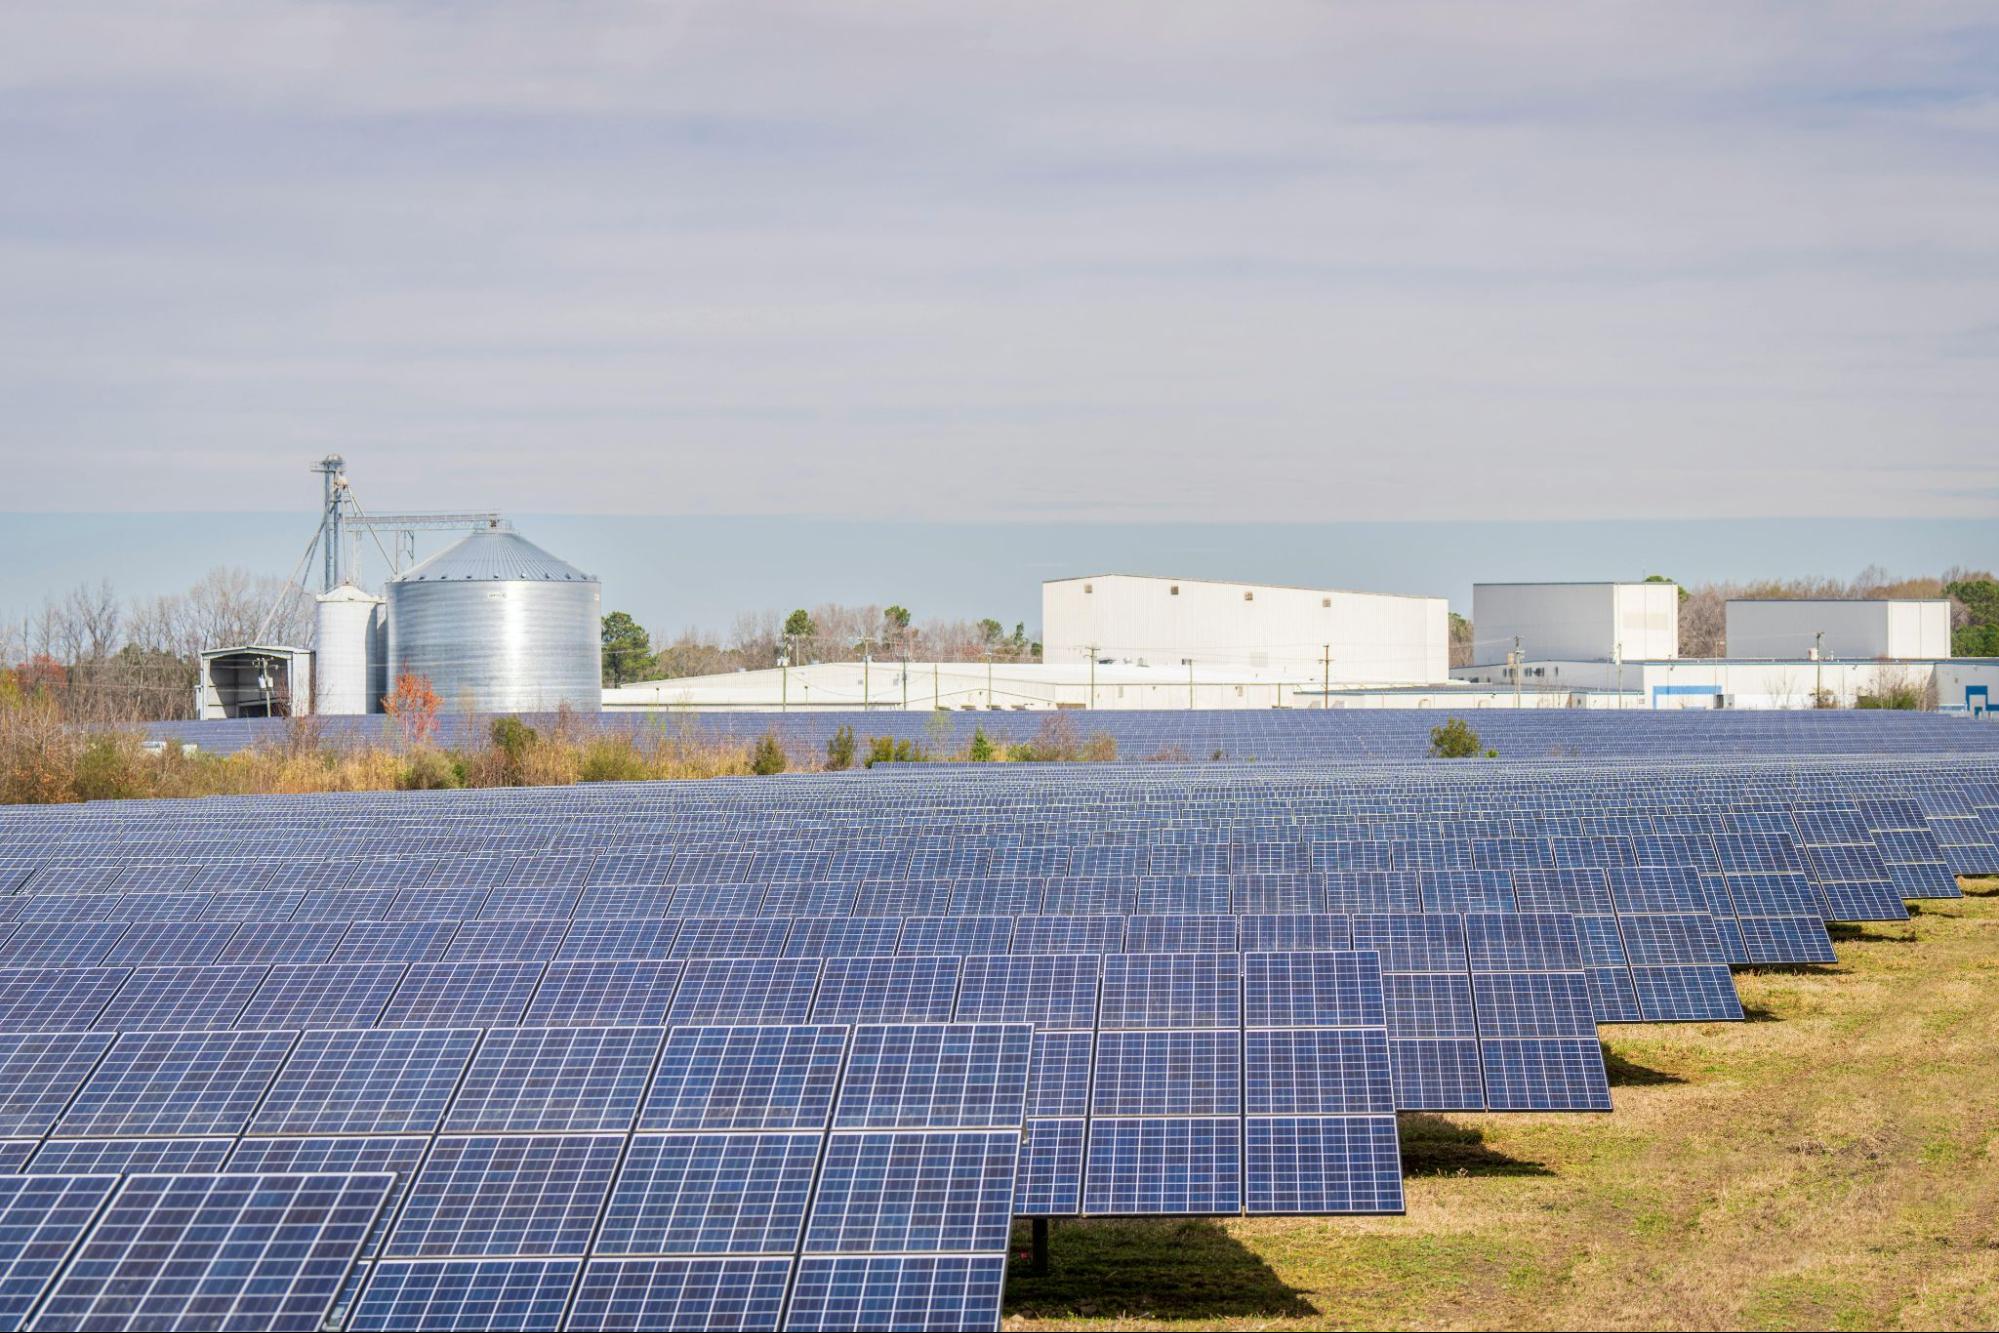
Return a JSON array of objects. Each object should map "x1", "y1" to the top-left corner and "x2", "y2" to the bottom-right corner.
[{"x1": 393, "y1": 528, "x2": 595, "y2": 583}]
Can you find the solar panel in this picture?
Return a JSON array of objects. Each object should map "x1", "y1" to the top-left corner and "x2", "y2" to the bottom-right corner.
[
  {"x1": 0, "y1": 1032, "x2": 115, "y2": 1136},
  {"x1": 952, "y1": 954, "x2": 1099, "y2": 1027},
  {"x1": 352, "y1": 1259, "x2": 579, "y2": 1333},
  {"x1": 802, "y1": 1132, "x2": 1018, "y2": 1253},
  {"x1": 1082, "y1": 1117, "x2": 1241, "y2": 1215},
  {"x1": 1091, "y1": 1030, "x2": 1241, "y2": 1115},
  {"x1": 669, "y1": 959, "x2": 820, "y2": 1025},
  {"x1": 596, "y1": 1133, "x2": 820, "y2": 1255},
  {"x1": 1243, "y1": 1116, "x2": 1403, "y2": 1214},
  {"x1": 0, "y1": 967, "x2": 128, "y2": 1031},
  {"x1": 251, "y1": 1027, "x2": 480, "y2": 1135},
  {"x1": 784, "y1": 1255, "x2": 1007, "y2": 1333},
  {"x1": 1099, "y1": 954, "x2": 1239, "y2": 1029},
  {"x1": 379, "y1": 960, "x2": 545, "y2": 1028},
  {"x1": 57, "y1": 1030, "x2": 295, "y2": 1137},
  {"x1": 569, "y1": 1257, "x2": 790, "y2": 1333},
  {"x1": 444, "y1": 1026, "x2": 663, "y2": 1133},
  {"x1": 640, "y1": 1025, "x2": 848, "y2": 1132},
  {"x1": 810, "y1": 957, "x2": 959, "y2": 1024},
  {"x1": 820, "y1": 1032, "x2": 1029, "y2": 1138},
  {"x1": 33, "y1": 1171, "x2": 392, "y2": 1333},
  {"x1": 385, "y1": 1135, "x2": 623, "y2": 1258},
  {"x1": 0, "y1": 1173, "x2": 118, "y2": 1329},
  {"x1": 525, "y1": 960, "x2": 684, "y2": 1027},
  {"x1": 238, "y1": 961, "x2": 408, "y2": 1029}
]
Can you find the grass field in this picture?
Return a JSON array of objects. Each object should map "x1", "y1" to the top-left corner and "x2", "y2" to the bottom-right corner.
[{"x1": 1005, "y1": 879, "x2": 1999, "y2": 1331}]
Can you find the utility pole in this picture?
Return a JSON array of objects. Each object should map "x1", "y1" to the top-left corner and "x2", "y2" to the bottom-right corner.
[
  {"x1": 984, "y1": 650, "x2": 994, "y2": 709},
  {"x1": 1085, "y1": 645, "x2": 1098, "y2": 709},
  {"x1": 900, "y1": 638, "x2": 909, "y2": 711},
  {"x1": 858, "y1": 638, "x2": 872, "y2": 712},
  {"x1": 780, "y1": 637, "x2": 791, "y2": 714},
  {"x1": 1188, "y1": 660, "x2": 1195, "y2": 710},
  {"x1": 1815, "y1": 630, "x2": 1824, "y2": 708},
  {"x1": 1321, "y1": 644, "x2": 1332, "y2": 710},
  {"x1": 1510, "y1": 635, "x2": 1523, "y2": 710}
]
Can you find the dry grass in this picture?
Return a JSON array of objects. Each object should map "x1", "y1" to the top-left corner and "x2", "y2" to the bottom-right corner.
[{"x1": 1006, "y1": 879, "x2": 1999, "y2": 1331}]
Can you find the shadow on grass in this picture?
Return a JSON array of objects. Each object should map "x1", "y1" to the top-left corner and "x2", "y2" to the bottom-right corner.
[
  {"x1": 1954, "y1": 878, "x2": 1999, "y2": 898},
  {"x1": 1397, "y1": 1113, "x2": 1554, "y2": 1177},
  {"x1": 1600, "y1": 1043, "x2": 1687, "y2": 1086},
  {"x1": 1827, "y1": 922, "x2": 1919, "y2": 945},
  {"x1": 1005, "y1": 1217, "x2": 1317, "y2": 1320}
]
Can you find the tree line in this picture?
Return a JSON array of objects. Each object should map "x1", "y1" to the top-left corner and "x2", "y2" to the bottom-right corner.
[
  {"x1": 602, "y1": 603, "x2": 1042, "y2": 687},
  {"x1": 1, "y1": 570, "x2": 313, "y2": 722}
]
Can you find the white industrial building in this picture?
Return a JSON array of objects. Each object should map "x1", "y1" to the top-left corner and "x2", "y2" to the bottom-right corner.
[
  {"x1": 1725, "y1": 599, "x2": 1951, "y2": 661},
  {"x1": 1448, "y1": 585, "x2": 1997, "y2": 713},
  {"x1": 1471, "y1": 581, "x2": 1679, "y2": 663},
  {"x1": 1040, "y1": 574, "x2": 1448, "y2": 685}
]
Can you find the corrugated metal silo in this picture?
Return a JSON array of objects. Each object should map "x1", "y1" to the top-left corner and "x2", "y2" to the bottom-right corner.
[
  {"x1": 313, "y1": 584, "x2": 386, "y2": 715},
  {"x1": 385, "y1": 528, "x2": 602, "y2": 713}
]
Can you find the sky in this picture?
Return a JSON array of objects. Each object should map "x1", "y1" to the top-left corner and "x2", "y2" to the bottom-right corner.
[{"x1": 0, "y1": 3, "x2": 1995, "y2": 623}]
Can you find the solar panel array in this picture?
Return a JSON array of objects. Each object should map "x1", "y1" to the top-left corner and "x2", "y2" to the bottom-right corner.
[{"x1": 0, "y1": 737, "x2": 1986, "y2": 1329}]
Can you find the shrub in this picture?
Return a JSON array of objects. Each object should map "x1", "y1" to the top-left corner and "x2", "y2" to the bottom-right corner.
[
  {"x1": 72, "y1": 734, "x2": 148, "y2": 802},
  {"x1": 826, "y1": 725, "x2": 856, "y2": 771},
  {"x1": 1079, "y1": 731, "x2": 1118, "y2": 763},
  {"x1": 864, "y1": 736, "x2": 926, "y2": 768},
  {"x1": 1429, "y1": 717, "x2": 1484, "y2": 759},
  {"x1": 968, "y1": 727, "x2": 994, "y2": 762},
  {"x1": 488, "y1": 715, "x2": 539, "y2": 785},
  {"x1": 578, "y1": 735, "x2": 650, "y2": 783},
  {"x1": 398, "y1": 749, "x2": 465, "y2": 790},
  {"x1": 750, "y1": 731, "x2": 788, "y2": 775}
]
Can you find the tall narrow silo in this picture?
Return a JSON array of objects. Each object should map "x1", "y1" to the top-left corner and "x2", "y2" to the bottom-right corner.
[
  {"x1": 385, "y1": 528, "x2": 602, "y2": 713},
  {"x1": 313, "y1": 583, "x2": 386, "y2": 715}
]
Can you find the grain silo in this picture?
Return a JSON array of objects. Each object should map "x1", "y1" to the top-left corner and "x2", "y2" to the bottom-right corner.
[
  {"x1": 385, "y1": 527, "x2": 602, "y2": 713},
  {"x1": 313, "y1": 583, "x2": 386, "y2": 715}
]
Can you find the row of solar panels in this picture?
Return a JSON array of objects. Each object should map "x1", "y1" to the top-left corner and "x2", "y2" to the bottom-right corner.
[
  {"x1": 0, "y1": 943, "x2": 1415, "y2": 1331},
  {"x1": 0, "y1": 1020, "x2": 1043, "y2": 1331},
  {"x1": 0, "y1": 900, "x2": 1744, "y2": 1029},
  {"x1": 138, "y1": 707, "x2": 1999, "y2": 760}
]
